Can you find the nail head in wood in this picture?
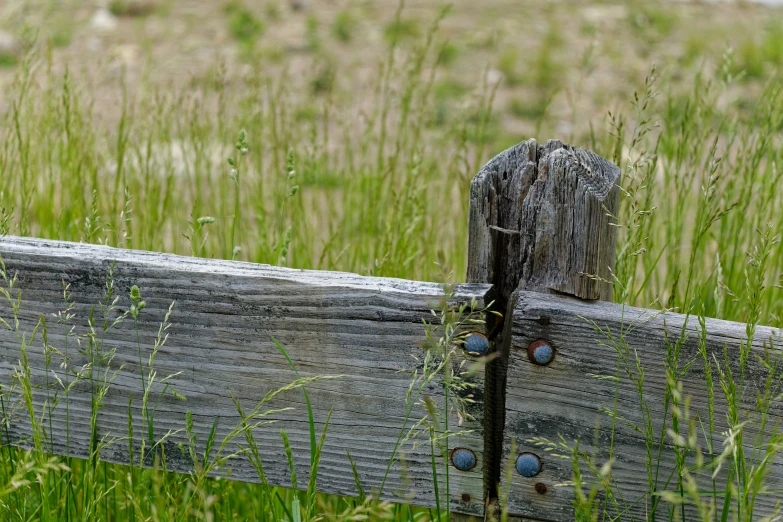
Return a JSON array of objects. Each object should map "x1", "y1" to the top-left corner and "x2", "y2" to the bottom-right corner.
[
  {"x1": 464, "y1": 332, "x2": 489, "y2": 356},
  {"x1": 515, "y1": 453, "x2": 542, "y2": 477},
  {"x1": 526, "y1": 339, "x2": 555, "y2": 366},
  {"x1": 451, "y1": 448, "x2": 478, "y2": 472}
]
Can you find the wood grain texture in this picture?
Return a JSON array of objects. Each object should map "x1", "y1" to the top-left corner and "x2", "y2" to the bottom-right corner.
[
  {"x1": 503, "y1": 291, "x2": 783, "y2": 521},
  {"x1": 467, "y1": 138, "x2": 539, "y2": 505},
  {"x1": 0, "y1": 236, "x2": 492, "y2": 515},
  {"x1": 467, "y1": 139, "x2": 619, "y2": 301},
  {"x1": 466, "y1": 140, "x2": 620, "y2": 507}
]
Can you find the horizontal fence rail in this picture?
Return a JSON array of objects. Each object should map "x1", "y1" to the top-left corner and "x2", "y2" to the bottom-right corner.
[
  {"x1": 0, "y1": 237, "x2": 491, "y2": 516},
  {"x1": 503, "y1": 291, "x2": 783, "y2": 520}
]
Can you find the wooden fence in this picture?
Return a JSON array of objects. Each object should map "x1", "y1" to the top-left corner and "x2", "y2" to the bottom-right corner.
[{"x1": 1, "y1": 139, "x2": 781, "y2": 521}]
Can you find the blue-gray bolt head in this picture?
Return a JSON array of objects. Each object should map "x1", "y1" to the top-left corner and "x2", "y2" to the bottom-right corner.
[
  {"x1": 451, "y1": 448, "x2": 477, "y2": 471},
  {"x1": 464, "y1": 333, "x2": 489, "y2": 356},
  {"x1": 516, "y1": 453, "x2": 542, "y2": 477},
  {"x1": 527, "y1": 339, "x2": 555, "y2": 366}
]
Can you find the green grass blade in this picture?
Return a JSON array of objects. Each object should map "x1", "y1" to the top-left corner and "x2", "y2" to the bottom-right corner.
[
  {"x1": 346, "y1": 450, "x2": 366, "y2": 502},
  {"x1": 272, "y1": 337, "x2": 317, "y2": 468},
  {"x1": 280, "y1": 428, "x2": 298, "y2": 491}
]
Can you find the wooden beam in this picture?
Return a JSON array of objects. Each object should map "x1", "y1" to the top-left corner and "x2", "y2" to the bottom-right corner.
[
  {"x1": 0, "y1": 236, "x2": 492, "y2": 515},
  {"x1": 503, "y1": 291, "x2": 783, "y2": 520},
  {"x1": 468, "y1": 139, "x2": 619, "y2": 301},
  {"x1": 467, "y1": 139, "x2": 620, "y2": 512}
]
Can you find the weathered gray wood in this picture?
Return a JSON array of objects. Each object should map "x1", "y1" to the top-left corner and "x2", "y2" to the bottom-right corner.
[
  {"x1": 467, "y1": 139, "x2": 538, "y2": 508},
  {"x1": 467, "y1": 139, "x2": 620, "y2": 510},
  {"x1": 467, "y1": 139, "x2": 619, "y2": 301},
  {"x1": 503, "y1": 291, "x2": 783, "y2": 520},
  {"x1": 0, "y1": 236, "x2": 492, "y2": 515}
]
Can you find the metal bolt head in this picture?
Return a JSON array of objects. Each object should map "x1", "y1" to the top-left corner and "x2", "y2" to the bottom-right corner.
[
  {"x1": 534, "y1": 482, "x2": 547, "y2": 494},
  {"x1": 461, "y1": 493, "x2": 471, "y2": 502},
  {"x1": 516, "y1": 452, "x2": 542, "y2": 477},
  {"x1": 464, "y1": 332, "x2": 489, "y2": 356},
  {"x1": 527, "y1": 339, "x2": 555, "y2": 366},
  {"x1": 451, "y1": 448, "x2": 477, "y2": 471}
]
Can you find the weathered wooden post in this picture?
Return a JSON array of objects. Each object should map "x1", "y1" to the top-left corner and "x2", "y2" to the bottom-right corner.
[
  {"x1": 466, "y1": 139, "x2": 620, "y2": 518},
  {"x1": 469, "y1": 142, "x2": 783, "y2": 521}
]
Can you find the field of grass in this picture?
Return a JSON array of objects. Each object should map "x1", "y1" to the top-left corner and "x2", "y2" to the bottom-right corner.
[{"x1": 2, "y1": 0, "x2": 783, "y2": 520}]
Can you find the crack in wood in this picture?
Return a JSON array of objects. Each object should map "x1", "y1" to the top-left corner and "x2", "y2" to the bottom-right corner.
[{"x1": 467, "y1": 139, "x2": 619, "y2": 519}]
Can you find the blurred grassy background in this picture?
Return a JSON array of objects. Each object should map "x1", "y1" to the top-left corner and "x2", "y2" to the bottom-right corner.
[{"x1": 2, "y1": 0, "x2": 783, "y2": 141}]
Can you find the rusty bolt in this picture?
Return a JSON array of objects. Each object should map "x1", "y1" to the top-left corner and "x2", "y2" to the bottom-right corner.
[
  {"x1": 461, "y1": 493, "x2": 471, "y2": 502},
  {"x1": 535, "y1": 482, "x2": 548, "y2": 494},
  {"x1": 527, "y1": 339, "x2": 555, "y2": 366}
]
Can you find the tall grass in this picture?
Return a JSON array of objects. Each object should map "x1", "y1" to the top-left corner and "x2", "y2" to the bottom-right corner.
[
  {"x1": 0, "y1": 5, "x2": 493, "y2": 284},
  {"x1": 1, "y1": 2, "x2": 783, "y2": 520}
]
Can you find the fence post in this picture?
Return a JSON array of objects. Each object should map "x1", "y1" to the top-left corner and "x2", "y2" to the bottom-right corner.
[{"x1": 466, "y1": 139, "x2": 620, "y2": 518}]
